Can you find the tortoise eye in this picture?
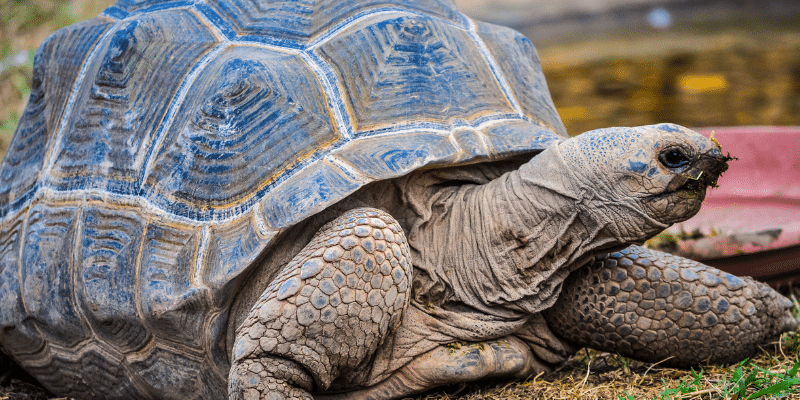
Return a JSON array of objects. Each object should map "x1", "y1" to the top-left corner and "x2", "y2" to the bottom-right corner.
[{"x1": 659, "y1": 147, "x2": 691, "y2": 170}]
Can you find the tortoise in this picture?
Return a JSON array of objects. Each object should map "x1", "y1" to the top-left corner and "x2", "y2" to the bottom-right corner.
[{"x1": 0, "y1": 0, "x2": 795, "y2": 398}]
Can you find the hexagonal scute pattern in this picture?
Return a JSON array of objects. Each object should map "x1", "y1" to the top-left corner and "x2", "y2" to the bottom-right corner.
[
  {"x1": 20, "y1": 203, "x2": 92, "y2": 350},
  {"x1": 544, "y1": 245, "x2": 791, "y2": 366},
  {"x1": 1, "y1": 0, "x2": 567, "y2": 224},
  {"x1": 77, "y1": 206, "x2": 149, "y2": 353},
  {"x1": 144, "y1": 45, "x2": 339, "y2": 218},
  {"x1": 137, "y1": 220, "x2": 209, "y2": 349},
  {"x1": 232, "y1": 208, "x2": 412, "y2": 391},
  {"x1": 0, "y1": 17, "x2": 112, "y2": 216},
  {"x1": 474, "y1": 21, "x2": 566, "y2": 136},
  {"x1": 0, "y1": 216, "x2": 44, "y2": 357},
  {"x1": 49, "y1": 10, "x2": 218, "y2": 195},
  {"x1": 318, "y1": 14, "x2": 513, "y2": 133},
  {"x1": 208, "y1": 0, "x2": 463, "y2": 45},
  {"x1": 25, "y1": 346, "x2": 142, "y2": 399},
  {"x1": 128, "y1": 344, "x2": 227, "y2": 400}
]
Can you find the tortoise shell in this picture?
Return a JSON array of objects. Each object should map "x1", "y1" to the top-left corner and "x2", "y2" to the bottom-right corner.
[{"x1": 0, "y1": 0, "x2": 565, "y2": 397}]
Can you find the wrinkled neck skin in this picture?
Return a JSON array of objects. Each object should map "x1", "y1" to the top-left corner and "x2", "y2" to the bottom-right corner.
[{"x1": 407, "y1": 144, "x2": 669, "y2": 340}]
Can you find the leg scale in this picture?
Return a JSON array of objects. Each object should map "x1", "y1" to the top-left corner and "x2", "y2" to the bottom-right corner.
[{"x1": 543, "y1": 245, "x2": 797, "y2": 366}]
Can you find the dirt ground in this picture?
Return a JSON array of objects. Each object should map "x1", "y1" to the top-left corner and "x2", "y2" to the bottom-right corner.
[{"x1": 3, "y1": 341, "x2": 799, "y2": 399}]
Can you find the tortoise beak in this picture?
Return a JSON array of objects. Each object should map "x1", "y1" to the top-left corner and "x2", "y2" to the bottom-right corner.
[{"x1": 665, "y1": 151, "x2": 733, "y2": 194}]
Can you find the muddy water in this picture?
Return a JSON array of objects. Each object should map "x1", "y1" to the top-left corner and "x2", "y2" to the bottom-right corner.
[{"x1": 533, "y1": 17, "x2": 800, "y2": 135}]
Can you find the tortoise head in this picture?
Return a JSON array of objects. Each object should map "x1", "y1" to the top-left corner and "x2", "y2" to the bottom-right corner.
[{"x1": 557, "y1": 123, "x2": 732, "y2": 237}]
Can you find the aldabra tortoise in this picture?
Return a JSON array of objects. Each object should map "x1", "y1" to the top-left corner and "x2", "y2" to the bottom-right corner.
[{"x1": 0, "y1": 0, "x2": 795, "y2": 398}]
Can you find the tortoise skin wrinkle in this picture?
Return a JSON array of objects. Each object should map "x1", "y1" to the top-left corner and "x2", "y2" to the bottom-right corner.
[{"x1": 0, "y1": 0, "x2": 795, "y2": 399}]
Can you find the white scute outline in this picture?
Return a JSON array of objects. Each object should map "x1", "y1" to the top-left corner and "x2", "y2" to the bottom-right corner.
[{"x1": 2, "y1": 3, "x2": 549, "y2": 226}]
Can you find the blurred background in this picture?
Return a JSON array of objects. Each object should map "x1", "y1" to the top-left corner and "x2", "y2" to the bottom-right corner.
[
  {"x1": 0, "y1": 0, "x2": 113, "y2": 155},
  {"x1": 2, "y1": 0, "x2": 800, "y2": 148},
  {"x1": 456, "y1": 0, "x2": 800, "y2": 135}
]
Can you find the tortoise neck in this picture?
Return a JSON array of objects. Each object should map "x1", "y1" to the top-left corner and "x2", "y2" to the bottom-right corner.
[{"x1": 409, "y1": 145, "x2": 633, "y2": 322}]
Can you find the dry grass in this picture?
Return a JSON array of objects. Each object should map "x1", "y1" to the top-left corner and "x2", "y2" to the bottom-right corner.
[
  {"x1": 4, "y1": 339, "x2": 798, "y2": 400},
  {"x1": 415, "y1": 294, "x2": 800, "y2": 400},
  {"x1": 413, "y1": 345, "x2": 800, "y2": 400}
]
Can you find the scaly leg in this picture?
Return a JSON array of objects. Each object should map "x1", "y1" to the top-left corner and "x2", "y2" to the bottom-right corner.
[
  {"x1": 543, "y1": 245, "x2": 797, "y2": 366},
  {"x1": 229, "y1": 208, "x2": 413, "y2": 399}
]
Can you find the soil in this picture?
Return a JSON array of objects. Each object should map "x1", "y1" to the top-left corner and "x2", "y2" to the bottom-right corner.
[{"x1": 0, "y1": 355, "x2": 58, "y2": 400}]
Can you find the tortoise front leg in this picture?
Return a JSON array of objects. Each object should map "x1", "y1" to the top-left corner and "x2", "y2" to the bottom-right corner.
[
  {"x1": 543, "y1": 245, "x2": 797, "y2": 366},
  {"x1": 229, "y1": 208, "x2": 413, "y2": 399}
]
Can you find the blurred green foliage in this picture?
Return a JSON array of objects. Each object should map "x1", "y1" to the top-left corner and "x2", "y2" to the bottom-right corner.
[
  {"x1": 0, "y1": 0, "x2": 114, "y2": 155},
  {"x1": 0, "y1": 0, "x2": 99, "y2": 58}
]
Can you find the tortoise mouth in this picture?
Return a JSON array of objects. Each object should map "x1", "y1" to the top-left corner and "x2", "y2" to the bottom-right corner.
[
  {"x1": 643, "y1": 185, "x2": 706, "y2": 226},
  {"x1": 664, "y1": 152, "x2": 732, "y2": 195},
  {"x1": 644, "y1": 152, "x2": 732, "y2": 224},
  {"x1": 662, "y1": 174, "x2": 709, "y2": 199}
]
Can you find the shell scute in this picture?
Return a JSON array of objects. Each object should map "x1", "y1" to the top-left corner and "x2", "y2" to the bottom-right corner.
[
  {"x1": 258, "y1": 159, "x2": 363, "y2": 229},
  {"x1": 128, "y1": 343, "x2": 226, "y2": 399},
  {"x1": 335, "y1": 132, "x2": 459, "y2": 180},
  {"x1": 139, "y1": 220, "x2": 208, "y2": 349},
  {"x1": 318, "y1": 13, "x2": 513, "y2": 133},
  {"x1": 24, "y1": 346, "x2": 142, "y2": 399},
  {"x1": 21, "y1": 202, "x2": 91, "y2": 349},
  {"x1": 475, "y1": 22, "x2": 567, "y2": 137},
  {"x1": 209, "y1": 0, "x2": 464, "y2": 45},
  {"x1": 205, "y1": 212, "x2": 277, "y2": 307},
  {"x1": 451, "y1": 128, "x2": 493, "y2": 158},
  {"x1": 481, "y1": 120, "x2": 563, "y2": 155},
  {"x1": 78, "y1": 205, "x2": 150, "y2": 352},
  {"x1": 0, "y1": 214, "x2": 45, "y2": 356},
  {"x1": 0, "y1": 18, "x2": 113, "y2": 217},
  {"x1": 48, "y1": 10, "x2": 219, "y2": 195},
  {"x1": 145, "y1": 46, "x2": 340, "y2": 218}
]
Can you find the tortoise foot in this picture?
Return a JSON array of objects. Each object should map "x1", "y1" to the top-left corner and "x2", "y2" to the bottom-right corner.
[
  {"x1": 321, "y1": 336, "x2": 536, "y2": 400},
  {"x1": 229, "y1": 357, "x2": 313, "y2": 400}
]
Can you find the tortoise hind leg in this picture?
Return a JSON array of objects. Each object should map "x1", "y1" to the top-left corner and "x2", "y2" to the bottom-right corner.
[
  {"x1": 229, "y1": 208, "x2": 413, "y2": 399},
  {"x1": 543, "y1": 245, "x2": 797, "y2": 367},
  {"x1": 320, "y1": 336, "x2": 538, "y2": 400}
]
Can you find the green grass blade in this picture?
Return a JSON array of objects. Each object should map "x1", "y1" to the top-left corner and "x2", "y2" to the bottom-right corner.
[{"x1": 746, "y1": 377, "x2": 800, "y2": 399}]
